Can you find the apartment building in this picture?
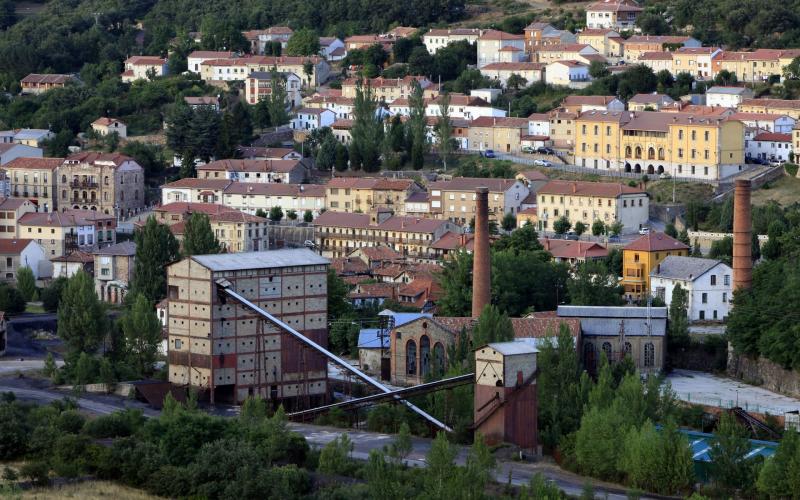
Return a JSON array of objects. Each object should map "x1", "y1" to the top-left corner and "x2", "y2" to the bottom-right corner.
[
  {"x1": 244, "y1": 71, "x2": 302, "y2": 107},
  {"x1": 738, "y1": 98, "x2": 800, "y2": 120},
  {"x1": 576, "y1": 29, "x2": 623, "y2": 59},
  {"x1": 423, "y1": 28, "x2": 484, "y2": 54},
  {"x1": 584, "y1": 0, "x2": 642, "y2": 30},
  {"x1": 340, "y1": 76, "x2": 436, "y2": 103},
  {"x1": 121, "y1": 56, "x2": 168, "y2": 83},
  {"x1": 671, "y1": 47, "x2": 721, "y2": 79},
  {"x1": 574, "y1": 110, "x2": 745, "y2": 180},
  {"x1": 304, "y1": 95, "x2": 356, "y2": 120},
  {"x1": 325, "y1": 177, "x2": 420, "y2": 214},
  {"x1": 479, "y1": 63, "x2": 545, "y2": 87},
  {"x1": 636, "y1": 51, "x2": 673, "y2": 74},
  {"x1": 650, "y1": 256, "x2": 732, "y2": 322},
  {"x1": 0, "y1": 198, "x2": 37, "y2": 239},
  {"x1": 424, "y1": 93, "x2": 506, "y2": 121},
  {"x1": 200, "y1": 56, "x2": 330, "y2": 87},
  {"x1": 705, "y1": 86, "x2": 754, "y2": 108},
  {"x1": 152, "y1": 202, "x2": 241, "y2": 226},
  {"x1": 0, "y1": 143, "x2": 42, "y2": 167},
  {"x1": 196, "y1": 159, "x2": 307, "y2": 184},
  {"x1": 467, "y1": 116, "x2": 529, "y2": 153},
  {"x1": 5, "y1": 157, "x2": 62, "y2": 212},
  {"x1": 58, "y1": 152, "x2": 145, "y2": 217},
  {"x1": 535, "y1": 44, "x2": 602, "y2": 64},
  {"x1": 536, "y1": 180, "x2": 648, "y2": 234},
  {"x1": 524, "y1": 22, "x2": 577, "y2": 53},
  {"x1": 428, "y1": 177, "x2": 530, "y2": 224},
  {"x1": 714, "y1": 49, "x2": 800, "y2": 83},
  {"x1": 548, "y1": 110, "x2": 578, "y2": 149},
  {"x1": 477, "y1": 30, "x2": 526, "y2": 68},
  {"x1": 622, "y1": 232, "x2": 689, "y2": 300},
  {"x1": 0, "y1": 239, "x2": 48, "y2": 282},
  {"x1": 166, "y1": 249, "x2": 330, "y2": 405},
  {"x1": 621, "y1": 35, "x2": 700, "y2": 61},
  {"x1": 313, "y1": 211, "x2": 461, "y2": 259},
  {"x1": 94, "y1": 241, "x2": 136, "y2": 304},
  {"x1": 171, "y1": 211, "x2": 269, "y2": 252},
  {"x1": 187, "y1": 50, "x2": 235, "y2": 74},
  {"x1": 18, "y1": 209, "x2": 116, "y2": 258},
  {"x1": 220, "y1": 183, "x2": 326, "y2": 216},
  {"x1": 20, "y1": 73, "x2": 76, "y2": 95}
]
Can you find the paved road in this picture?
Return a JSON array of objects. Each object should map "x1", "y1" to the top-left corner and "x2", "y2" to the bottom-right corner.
[{"x1": 0, "y1": 377, "x2": 643, "y2": 499}]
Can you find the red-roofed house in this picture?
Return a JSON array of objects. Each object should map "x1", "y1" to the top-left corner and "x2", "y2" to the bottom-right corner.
[
  {"x1": 91, "y1": 117, "x2": 127, "y2": 139},
  {"x1": 622, "y1": 231, "x2": 689, "y2": 299},
  {"x1": 747, "y1": 132, "x2": 792, "y2": 163},
  {"x1": 429, "y1": 177, "x2": 530, "y2": 224},
  {"x1": 20, "y1": 73, "x2": 75, "y2": 95},
  {"x1": 585, "y1": 0, "x2": 643, "y2": 30},
  {"x1": 0, "y1": 238, "x2": 48, "y2": 281},
  {"x1": 196, "y1": 159, "x2": 308, "y2": 184},
  {"x1": 122, "y1": 56, "x2": 168, "y2": 83},
  {"x1": 324, "y1": 177, "x2": 421, "y2": 214},
  {"x1": 477, "y1": 30, "x2": 526, "y2": 68},
  {"x1": 540, "y1": 238, "x2": 609, "y2": 264}
]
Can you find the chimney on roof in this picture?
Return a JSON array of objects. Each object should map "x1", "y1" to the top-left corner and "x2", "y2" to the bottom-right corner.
[
  {"x1": 571, "y1": 182, "x2": 577, "y2": 193},
  {"x1": 472, "y1": 187, "x2": 491, "y2": 317},
  {"x1": 733, "y1": 179, "x2": 752, "y2": 292}
]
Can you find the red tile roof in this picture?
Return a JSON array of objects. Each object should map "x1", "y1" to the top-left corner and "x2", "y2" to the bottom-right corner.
[
  {"x1": 753, "y1": 132, "x2": 791, "y2": 142},
  {"x1": 470, "y1": 116, "x2": 529, "y2": 128},
  {"x1": 326, "y1": 177, "x2": 413, "y2": 190},
  {"x1": 0, "y1": 239, "x2": 36, "y2": 254},
  {"x1": 64, "y1": 152, "x2": 134, "y2": 167},
  {"x1": 540, "y1": 238, "x2": 609, "y2": 260},
  {"x1": 222, "y1": 183, "x2": 324, "y2": 197},
  {"x1": 430, "y1": 177, "x2": 519, "y2": 192},
  {"x1": 538, "y1": 179, "x2": 645, "y2": 197},
  {"x1": 624, "y1": 231, "x2": 689, "y2": 252},
  {"x1": 162, "y1": 178, "x2": 233, "y2": 190},
  {"x1": 155, "y1": 202, "x2": 234, "y2": 215},
  {"x1": 478, "y1": 30, "x2": 525, "y2": 41},
  {"x1": 4, "y1": 157, "x2": 64, "y2": 171},
  {"x1": 196, "y1": 159, "x2": 302, "y2": 173}
]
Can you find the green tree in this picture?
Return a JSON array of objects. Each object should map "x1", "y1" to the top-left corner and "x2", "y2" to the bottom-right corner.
[
  {"x1": 668, "y1": 284, "x2": 690, "y2": 346},
  {"x1": 182, "y1": 213, "x2": 221, "y2": 256},
  {"x1": 472, "y1": 304, "x2": 513, "y2": 347},
  {"x1": 350, "y1": 81, "x2": 384, "y2": 172},
  {"x1": 130, "y1": 216, "x2": 181, "y2": 303},
  {"x1": 390, "y1": 421, "x2": 413, "y2": 461},
  {"x1": 57, "y1": 270, "x2": 107, "y2": 359},
  {"x1": 266, "y1": 70, "x2": 289, "y2": 127},
  {"x1": 0, "y1": 0, "x2": 15, "y2": 30},
  {"x1": 591, "y1": 219, "x2": 605, "y2": 237},
  {"x1": 424, "y1": 432, "x2": 462, "y2": 498},
  {"x1": 119, "y1": 293, "x2": 162, "y2": 376},
  {"x1": 568, "y1": 261, "x2": 624, "y2": 306},
  {"x1": 619, "y1": 420, "x2": 694, "y2": 495},
  {"x1": 0, "y1": 284, "x2": 25, "y2": 315},
  {"x1": 709, "y1": 236, "x2": 733, "y2": 266},
  {"x1": 678, "y1": 229, "x2": 690, "y2": 246},
  {"x1": 784, "y1": 56, "x2": 800, "y2": 79},
  {"x1": 608, "y1": 220, "x2": 624, "y2": 237},
  {"x1": 303, "y1": 210, "x2": 313, "y2": 223},
  {"x1": 664, "y1": 222, "x2": 678, "y2": 238},
  {"x1": 574, "y1": 221, "x2": 587, "y2": 238},
  {"x1": 318, "y1": 433, "x2": 353, "y2": 475},
  {"x1": 408, "y1": 80, "x2": 427, "y2": 170},
  {"x1": 334, "y1": 143, "x2": 349, "y2": 171},
  {"x1": 41, "y1": 277, "x2": 67, "y2": 312},
  {"x1": 286, "y1": 209, "x2": 298, "y2": 221},
  {"x1": 757, "y1": 430, "x2": 800, "y2": 498},
  {"x1": 501, "y1": 212, "x2": 516, "y2": 231},
  {"x1": 315, "y1": 132, "x2": 338, "y2": 170},
  {"x1": 553, "y1": 216, "x2": 571, "y2": 235},
  {"x1": 327, "y1": 268, "x2": 353, "y2": 320},
  {"x1": 589, "y1": 60, "x2": 610, "y2": 78},
  {"x1": 16, "y1": 266, "x2": 35, "y2": 302},
  {"x1": 435, "y1": 250, "x2": 473, "y2": 316},
  {"x1": 709, "y1": 413, "x2": 757, "y2": 493},
  {"x1": 285, "y1": 28, "x2": 320, "y2": 56},
  {"x1": 268, "y1": 206, "x2": 284, "y2": 222},
  {"x1": 255, "y1": 208, "x2": 267, "y2": 218},
  {"x1": 434, "y1": 93, "x2": 455, "y2": 171},
  {"x1": 506, "y1": 73, "x2": 527, "y2": 91}
]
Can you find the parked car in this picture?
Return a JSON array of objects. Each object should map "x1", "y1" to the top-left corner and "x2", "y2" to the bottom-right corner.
[
  {"x1": 533, "y1": 159, "x2": 552, "y2": 167},
  {"x1": 521, "y1": 146, "x2": 536, "y2": 154},
  {"x1": 769, "y1": 158, "x2": 784, "y2": 166},
  {"x1": 536, "y1": 147, "x2": 556, "y2": 155},
  {"x1": 564, "y1": 231, "x2": 579, "y2": 240},
  {"x1": 638, "y1": 226, "x2": 650, "y2": 235},
  {"x1": 659, "y1": 172, "x2": 671, "y2": 179},
  {"x1": 483, "y1": 149, "x2": 496, "y2": 158}
]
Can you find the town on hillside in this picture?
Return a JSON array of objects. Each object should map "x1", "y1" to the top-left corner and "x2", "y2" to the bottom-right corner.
[{"x1": 1, "y1": 0, "x2": 800, "y2": 497}]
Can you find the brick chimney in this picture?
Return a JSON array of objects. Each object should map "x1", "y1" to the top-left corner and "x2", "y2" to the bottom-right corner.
[
  {"x1": 733, "y1": 179, "x2": 752, "y2": 291},
  {"x1": 472, "y1": 187, "x2": 491, "y2": 317}
]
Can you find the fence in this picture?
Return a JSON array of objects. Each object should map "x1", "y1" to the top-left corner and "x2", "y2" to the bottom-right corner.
[{"x1": 675, "y1": 391, "x2": 787, "y2": 416}]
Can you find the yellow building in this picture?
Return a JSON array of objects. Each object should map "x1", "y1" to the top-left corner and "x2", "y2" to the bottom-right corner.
[
  {"x1": 621, "y1": 231, "x2": 689, "y2": 300},
  {"x1": 5, "y1": 157, "x2": 62, "y2": 212},
  {"x1": 429, "y1": 177, "x2": 530, "y2": 224},
  {"x1": 574, "y1": 110, "x2": 745, "y2": 180},
  {"x1": 340, "y1": 76, "x2": 437, "y2": 103},
  {"x1": 468, "y1": 116, "x2": 529, "y2": 153},
  {"x1": 0, "y1": 198, "x2": 37, "y2": 238},
  {"x1": 714, "y1": 49, "x2": 800, "y2": 83},
  {"x1": 18, "y1": 209, "x2": 116, "y2": 258},
  {"x1": 738, "y1": 98, "x2": 800, "y2": 120},
  {"x1": 171, "y1": 211, "x2": 269, "y2": 252},
  {"x1": 576, "y1": 29, "x2": 623, "y2": 59},
  {"x1": 670, "y1": 47, "x2": 720, "y2": 79},
  {"x1": 325, "y1": 177, "x2": 419, "y2": 214},
  {"x1": 536, "y1": 180, "x2": 649, "y2": 235}
]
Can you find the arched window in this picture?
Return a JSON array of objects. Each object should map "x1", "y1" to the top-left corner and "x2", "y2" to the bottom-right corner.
[
  {"x1": 420, "y1": 335, "x2": 431, "y2": 377},
  {"x1": 406, "y1": 340, "x2": 417, "y2": 375},
  {"x1": 434, "y1": 343, "x2": 445, "y2": 375},
  {"x1": 658, "y1": 148, "x2": 665, "y2": 160},
  {"x1": 644, "y1": 342, "x2": 655, "y2": 367},
  {"x1": 635, "y1": 146, "x2": 642, "y2": 159},
  {"x1": 625, "y1": 146, "x2": 632, "y2": 157},
  {"x1": 647, "y1": 147, "x2": 655, "y2": 160},
  {"x1": 104, "y1": 176, "x2": 109, "y2": 185},
  {"x1": 583, "y1": 342, "x2": 595, "y2": 371},
  {"x1": 601, "y1": 342, "x2": 613, "y2": 362},
  {"x1": 61, "y1": 190, "x2": 66, "y2": 199},
  {"x1": 624, "y1": 342, "x2": 632, "y2": 357},
  {"x1": 61, "y1": 175, "x2": 66, "y2": 183}
]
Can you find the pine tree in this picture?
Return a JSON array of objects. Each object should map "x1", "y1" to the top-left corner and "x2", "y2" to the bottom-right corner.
[
  {"x1": 472, "y1": 304, "x2": 513, "y2": 348},
  {"x1": 424, "y1": 432, "x2": 461, "y2": 498},
  {"x1": 16, "y1": 266, "x2": 35, "y2": 302},
  {"x1": 130, "y1": 216, "x2": 180, "y2": 303},
  {"x1": 668, "y1": 284, "x2": 690, "y2": 346},
  {"x1": 57, "y1": 270, "x2": 107, "y2": 359},
  {"x1": 334, "y1": 143, "x2": 349, "y2": 171},
  {"x1": 182, "y1": 213, "x2": 221, "y2": 256},
  {"x1": 390, "y1": 421, "x2": 413, "y2": 461},
  {"x1": 408, "y1": 80, "x2": 428, "y2": 170},
  {"x1": 120, "y1": 293, "x2": 163, "y2": 376}
]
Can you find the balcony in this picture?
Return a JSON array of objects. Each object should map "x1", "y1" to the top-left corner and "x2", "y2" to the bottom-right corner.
[
  {"x1": 70, "y1": 197, "x2": 98, "y2": 204},
  {"x1": 70, "y1": 180, "x2": 99, "y2": 189}
]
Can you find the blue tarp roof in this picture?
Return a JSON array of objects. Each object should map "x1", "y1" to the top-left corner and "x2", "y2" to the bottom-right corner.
[
  {"x1": 680, "y1": 429, "x2": 778, "y2": 463},
  {"x1": 357, "y1": 328, "x2": 389, "y2": 350},
  {"x1": 377, "y1": 309, "x2": 431, "y2": 327}
]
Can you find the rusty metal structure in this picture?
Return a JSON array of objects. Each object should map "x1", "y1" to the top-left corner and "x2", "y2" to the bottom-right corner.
[
  {"x1": 472, "y1": 186, "x2": 492, "y2": 317},
  {"x1": 732, "y1": 179, "x2": 752, "y2": 292}
]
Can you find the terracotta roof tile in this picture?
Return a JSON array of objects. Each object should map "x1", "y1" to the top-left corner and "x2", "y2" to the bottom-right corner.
[
  {"x1": 538, "y1": 179, "x2": 645, "y2": 197},
  {"x1": 624, "y1": 231, "x2": 689, "y2": 252}
]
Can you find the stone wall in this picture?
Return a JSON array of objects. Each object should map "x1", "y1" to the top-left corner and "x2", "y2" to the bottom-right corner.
[{"x1": 727, "y1": 347, "x2": 800, "y2": 399}]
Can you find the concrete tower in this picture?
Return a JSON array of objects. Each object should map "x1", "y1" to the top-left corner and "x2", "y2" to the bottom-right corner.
[
  {"x1": 732, "y1": 179, "x2": 753, "y2": 291},
  {"x1": 472, "y1": 187, "x2": 491, "y2": 317}
]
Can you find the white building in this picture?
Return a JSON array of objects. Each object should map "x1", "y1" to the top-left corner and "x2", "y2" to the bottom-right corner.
[
  {"x1": 527, "y1": 113, "x2": 551, "y2": 137},
  {"x1": 291, "y1": 108, "x2": 335, "y2": 131},
  {"x1": 187, "y1": 50, "x2": 235, "y2": 74},
  {"x1": 0, "y1": 143, "x2": 42, "y2": 166},
  {"x1": 650, "y1": 256, "x2": 732, "y2": 322},
  {"x1": 243, "y1": 27, "x2": 294, "y2": 54},
  {"x1": 480, "y1": 62, "x2": 545, "y2": 87},
  {"x1": 746, "y1": 132, "x2": 792, "y2": 162},
  {"x1": 91, "y1": 118, "x2": 127, "y2": 139},
  {"x1": 121, "y1": 56, "x2": 168, "y2": 83},
  {"x1": 424, "y1": 93, "x2": 506, "y2": 121},
  {"x1": 477, "y1": 30, "x2": 526, "y2": 69},
  {"x1": 319, "y1": 37, "x2": 345, "y2": 61},
  {"x1": 423, "y1": 28, "x2": 484, "y2": 54},
  {"x1": 705, "y1": 86, "x2": 755, "y2": 108},
  {"x1": 728, "y1": 113, "x2": 795, "y2": 134},
  {"x1": 0, "y1": 239, "x2": 49, "y2": 281},
  {"x1": 585, "y1": 0, "x2": 643, "y2": 30},
  {"x1": 545, "y1": 61, "x2": 590, "y2": 87}
]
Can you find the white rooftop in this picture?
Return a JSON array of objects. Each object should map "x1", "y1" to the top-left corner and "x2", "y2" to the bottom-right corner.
[
  {"x1": 485, "y1": 340, "x2": 539, "y2": 356},
  {"x1": 192, "y1": 248, "x2": 329, "y2": 271}
]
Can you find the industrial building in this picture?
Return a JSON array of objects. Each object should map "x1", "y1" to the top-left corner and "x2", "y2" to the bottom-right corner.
[{"x1": 166, "y1": 248, "x2": 330, "y2": 406}]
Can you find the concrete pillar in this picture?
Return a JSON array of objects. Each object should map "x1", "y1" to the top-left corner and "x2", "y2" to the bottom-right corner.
[
  {"x1": 472, "y1": 187, "x2": 491, "y2": 317},
  {"x1": 733, "y1": 179, "x2": 752, "y2": 292}
]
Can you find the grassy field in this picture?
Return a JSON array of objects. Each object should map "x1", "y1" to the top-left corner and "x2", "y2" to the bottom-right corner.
[
  {"x1": 647, "y1": 180, "x2": 716, "y2": 205},
  {"x1": 751, "y1": 174, "x2": 800, "y2": 206},
  {"x1": 19, "y1": 481, "x2": 157, "y2": 499}
]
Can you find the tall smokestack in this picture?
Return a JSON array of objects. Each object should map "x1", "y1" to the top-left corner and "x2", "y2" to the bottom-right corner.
[
  {"x1": 733, "y1": 179, "x2": 752, "y2": 291},
  {"x1": 472, "y1": 187, "x2": 491, "y2": 317}
]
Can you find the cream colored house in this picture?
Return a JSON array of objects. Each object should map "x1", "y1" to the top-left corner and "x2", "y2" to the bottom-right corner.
[
  {"x1": 467, "y1": 116, "x2": 529, "y2": 153},
  {"x1": 325, "y1": 177, "x2": 420, "y2": 213},
  {"x1": 19, "y1": 209, "x2": 116, "y2": 258},
  {"x1": 122, "y1": 56, "x2": 168, "y2": 82},
  {"x1": 91, "y1": 117, "x2": 127, "y2": 139},
  {"x1": 428, "y1": 177, "x2": 530, "y2": 224},
  {"x1": 477, "y1": 30, "x2": 526, "y2": 68},
  {"x1": 5, "y1": 157, "x2": 62, "y2": 212},
  {"x1": 340, "y1": 76, "x2": 436, "y2": 103},
  {"x1": 423, "y1": 28, "x2": 484, "y2": 54},
  {"x1": 58, "y1": 152, "x2": 145, "y2": 217},
  {"x1": 221, "y1": 183, "x2": 326, "y2": 216},
  {"x1": 0, "y1": 198, "x2": 37, "y2": 239},
  {"x1": 480, "y1": 63, "x2": 545, "y2": 87},
  {"x1": 171, "y1": 211, "x2": 269, "y2": 252}
]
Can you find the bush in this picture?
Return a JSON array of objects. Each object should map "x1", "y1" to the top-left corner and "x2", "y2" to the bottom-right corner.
[
  {"x1": 83, "y1": 409, "x2": 145, "y2": 439},
  {"x1": 785, "y1": 163, "x2": 799, "y2": 177},
  {"x1": 19, "y1": 461, "x2": 49, "y2": 487},
  {"x1": 51, "y1": 434, "x2": 92, "y2": 478},
  {"x1": 0, "y1": 403, "x2": 29, "y2": 459},
  {"x1": 55, "y1": 409, "x2": 86, "y2": 434}
]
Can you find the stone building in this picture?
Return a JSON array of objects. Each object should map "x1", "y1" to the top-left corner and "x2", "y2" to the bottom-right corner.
[
  {"x1": 58, "y1": 152, "x2": 145, "y2": 217},
  {"x1": 93, "y1": 241, "x2": 136, "y2": 304},
  {"x1": 165, "y1": 249, "x2": 330, "y2": 406}
]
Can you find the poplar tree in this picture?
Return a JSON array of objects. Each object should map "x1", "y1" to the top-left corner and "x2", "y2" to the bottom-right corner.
[
  {"x1": 130, "y1": 216, "x2": 181, "y2": 303},
  {"x1": 267, "y1": 69, "x2": 289, "y2": 126},
  {"x1": 408, "y1": 80, "x2": 428, "y2": 170},
  {"x1": 182, "y1": 213, "x2": 221, "y2": 256},
  {"x1": 16, "y1": 266, "x2": 35, "y2": 302},
  {"x1": 350, "y1": 81, "x2": 384, "y2": 172},
  {"x1": 435, "y1": 93, "x2": 455, "y2": 171},
  {"x1": 57, "y1": 270, "x2": 107, "y2": 359},
  {"x1": 119, "y1": 293, "x2": 162, "y2": 376}
]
